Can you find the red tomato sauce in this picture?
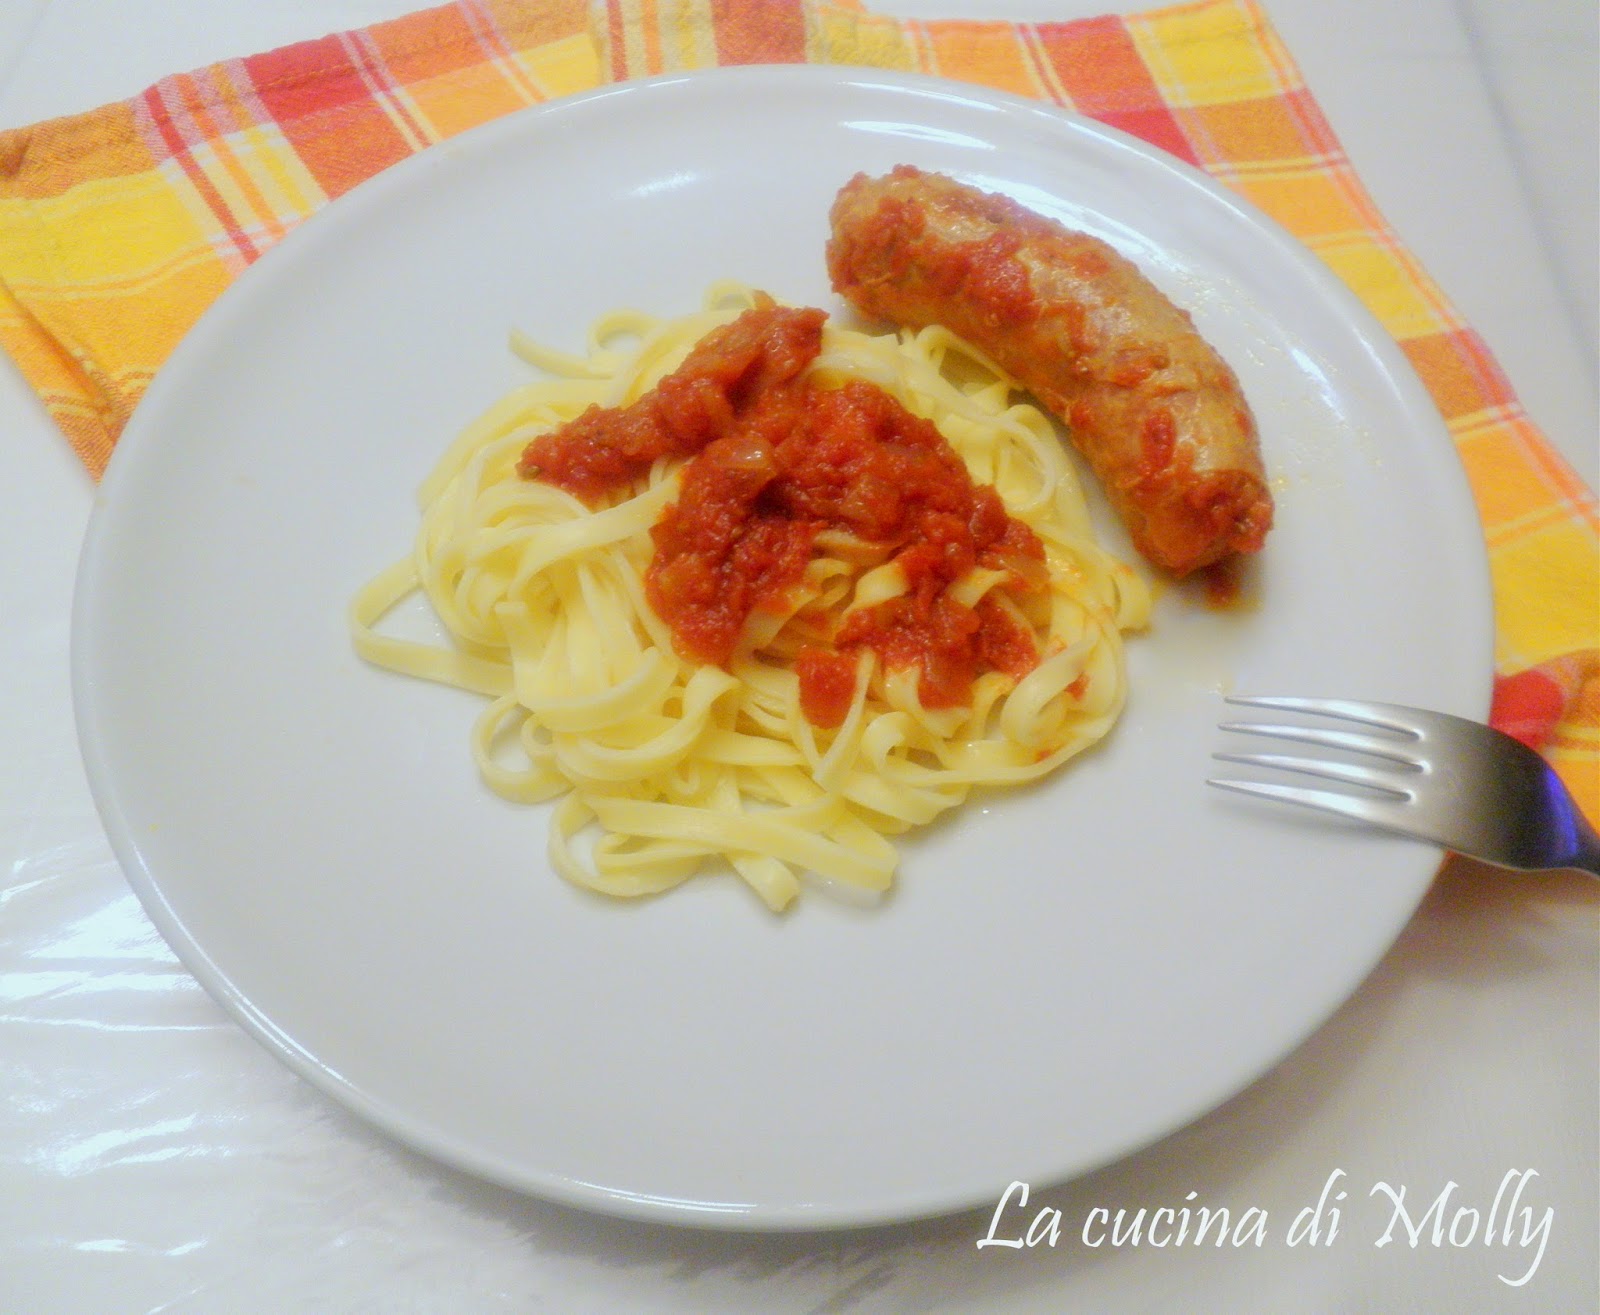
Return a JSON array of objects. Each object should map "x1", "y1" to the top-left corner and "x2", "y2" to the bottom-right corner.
[
  {"x1": 516, "y1": 300, "x2": 827, "y2": 499},
  {"x1": 519, "y1": 303, "x2": 1047, "y2": 727}
]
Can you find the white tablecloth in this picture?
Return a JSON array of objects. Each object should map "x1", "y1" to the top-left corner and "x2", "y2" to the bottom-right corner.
[{"x1": 2, "y1": 2, "x2": 1594, "y2": 1310}]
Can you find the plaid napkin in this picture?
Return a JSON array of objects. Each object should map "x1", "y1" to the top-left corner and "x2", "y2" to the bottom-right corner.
[{"x1": 2, "y1": 0, "x2": 1595, "y2": 821}]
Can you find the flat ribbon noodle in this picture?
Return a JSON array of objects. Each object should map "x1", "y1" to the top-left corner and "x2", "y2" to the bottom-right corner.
[{"x1": 350, "y1": 283, "x2": 1149, "y2": 911}]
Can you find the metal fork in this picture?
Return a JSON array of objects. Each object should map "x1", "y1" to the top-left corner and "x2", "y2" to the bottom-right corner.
[{"x1": 1208, "y1": 695, "x2": 1600, "y2": 876}]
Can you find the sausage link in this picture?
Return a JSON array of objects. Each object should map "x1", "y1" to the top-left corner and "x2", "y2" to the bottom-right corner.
[{"x1": 826, "y1": 165, "x2": 1273, "y2": 576}]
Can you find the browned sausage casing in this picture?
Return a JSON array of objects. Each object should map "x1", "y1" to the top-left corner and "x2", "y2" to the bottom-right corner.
[{"x1": 826, "y1": 166, "x2": 1273, "y2": 576}]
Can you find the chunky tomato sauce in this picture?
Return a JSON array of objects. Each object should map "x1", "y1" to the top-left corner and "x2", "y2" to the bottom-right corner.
[
  {"x1": 519, "y1": 303, "x2": 1046, "y2": 727},
  {"x1": 517, "y1": 301, "x2": 826, "y2": 498}
]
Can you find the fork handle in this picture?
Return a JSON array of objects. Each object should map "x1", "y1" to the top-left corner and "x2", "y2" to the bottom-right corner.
[{"x1": 1563, "y1": 811, "x2": 1600, "y2": 878}]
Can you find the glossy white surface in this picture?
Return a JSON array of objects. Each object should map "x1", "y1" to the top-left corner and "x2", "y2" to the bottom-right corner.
[
  {"x1": 73, "y1": 66, "x2": 1491, "y2": 1229},
  {"x1": 2, "y1": 2, "x2": 1595, "y2": 1311}
]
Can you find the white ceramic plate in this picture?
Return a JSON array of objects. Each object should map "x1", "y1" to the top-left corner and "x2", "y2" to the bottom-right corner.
[{"x1": 73, "y1": 67, "x2": 1492, "y2": 1229}]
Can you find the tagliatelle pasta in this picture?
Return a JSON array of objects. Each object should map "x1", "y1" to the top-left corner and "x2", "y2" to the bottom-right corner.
[{"x1": 350, "y1": 283, "x2": 1149, "y2": 911}]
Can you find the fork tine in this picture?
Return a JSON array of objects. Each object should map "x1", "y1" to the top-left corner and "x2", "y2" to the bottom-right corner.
[
  {"x1": 1216, "y1": 720, "x2": 1424, "y2": 768},
  {"x1": 1206, "y1": 776, "x2": 1415, "y2": 832},
  {"x1": 1211, "y1": 751, "x2": 1414, "y2": 799},
  {"x1": 1222, "y1": 695, "x2": 1421, "y2": 738}
]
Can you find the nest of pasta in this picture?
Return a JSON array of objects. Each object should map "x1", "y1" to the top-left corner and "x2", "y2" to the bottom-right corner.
[{"x1": 351, "y1": 283, "x2": 1147, "y2": 911}]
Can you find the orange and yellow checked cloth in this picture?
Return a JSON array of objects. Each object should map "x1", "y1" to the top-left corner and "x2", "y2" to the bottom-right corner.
[{"x1": 1, "y1": 0, "x2": 1595, "y2": 820}]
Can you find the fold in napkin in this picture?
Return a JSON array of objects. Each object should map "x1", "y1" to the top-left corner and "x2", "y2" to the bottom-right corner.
[{"x1": 1, "y1": 0, "x2": 1594, "y2": 820}]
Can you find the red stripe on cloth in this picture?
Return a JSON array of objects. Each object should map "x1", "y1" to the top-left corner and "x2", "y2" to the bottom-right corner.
[
  {"x1": 710, "y1": 0, "x2": 809, "y2": 65},
  {"x1": 175, "y1": 66, "x2": 246, "y2": 138},
  {"x1": 244, "y1": 36, "x2": 382, "y2": 121},
  {"x1": 1491, "y1": 667, "x2": 1567, "y2": 749},
  {"x1": 602, "y1": 0, "x2": 629, "y2": 80},
  {"x1": 137, "y1": 84, "x2": 264, "y2": 267},
  {"x1": 1511, "y1": 415, "x2": 1600, "y2": 528},
  {"x1": 1101, "y1": 103, "x2": 1199, "y2": 162},
  {"x1": 1031, "y1": 16, "x2": 1195, "y2": 164},
  {"x1": 215, "y1": 57, "x2": 279, "y2": 137},
  {"x1": 455, "y1": 0, "x2": 543, "y2": 102},
  {"x1": 1399, "y1": 328, "x2": 1510, "y2": 425},
  {"x1": 1278, "y1": 87, "x2": 1347, "y2": 171},
  {"x1": 1444, "y1": 320, "x2": 1517, "y2": 414},
  {"x1": 340, "y1": 30, "x2": 434, "y2": 147},
  {"x1": 245, "y1": 38, "x2": 413, "y2": 198}
]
